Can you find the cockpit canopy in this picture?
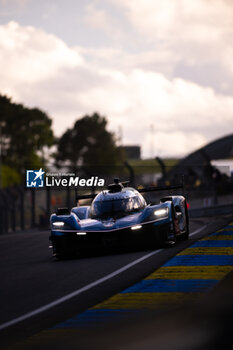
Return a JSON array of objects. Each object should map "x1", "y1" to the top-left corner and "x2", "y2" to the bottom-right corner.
[{"x1": 89, "y1": 188, "x2": 146, "y2": 219}]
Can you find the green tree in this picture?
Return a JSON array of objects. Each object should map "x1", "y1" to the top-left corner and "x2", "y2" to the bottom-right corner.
[
  {"x1": 2, "y1": 165, "x2": 21, "y2": 188},
  {"x1": 55, "y1": 113, "x2": 124, "y2": 172},
  {"x1": 0, "y1": 94, "x2": 55, "y2": 178}
]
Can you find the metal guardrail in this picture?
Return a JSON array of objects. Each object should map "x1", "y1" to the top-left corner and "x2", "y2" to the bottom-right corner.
[
  {"x1": 189, "y1": 203, "x2": 233, "y2": 218},
  {"x1": 0, "y1": 186, "x2": 52, "y2": 234}
]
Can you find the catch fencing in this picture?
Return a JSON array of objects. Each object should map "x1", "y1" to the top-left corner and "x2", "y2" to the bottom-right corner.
[{"x1": 0, "y1": 164, "x2": 232, "y2": 234}]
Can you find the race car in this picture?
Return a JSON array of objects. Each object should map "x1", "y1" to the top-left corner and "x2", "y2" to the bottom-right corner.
[{"x1": 49, "y1": 179, "x2": 189, "y2": 258}]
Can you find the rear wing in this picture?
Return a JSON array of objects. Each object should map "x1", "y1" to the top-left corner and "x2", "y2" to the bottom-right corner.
[
  {"x1": 138, "y1": 184, "x2": 183, "y2": 193},
  {"x1": 76, "y1": 193, "x2": 98, "y2": 200},
  {"x1": 76, "y1": 182, "x2": 184, "y2": 201}
]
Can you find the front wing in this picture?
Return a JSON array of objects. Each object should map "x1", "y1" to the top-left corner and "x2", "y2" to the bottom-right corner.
[{"x1": 50, "y1": 219, "x2": 170, "y2": 256}]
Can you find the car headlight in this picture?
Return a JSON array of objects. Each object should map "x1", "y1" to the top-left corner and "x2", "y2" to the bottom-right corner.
[
  {"x1": 131, "y1": 225, "x2": 142, "y2": 231},
  {"x1": 53, "y1": 222, "x2": 65, "y2": 227},
  {"x1": 52, "y1": 221, "x2": 65, "y2": 229},
  {"x1": 52, "y1": 221, "x2": 73, "y2": 230},
  {"x1": 154, "y1": 208, "x2": 168, "y2": 219}
]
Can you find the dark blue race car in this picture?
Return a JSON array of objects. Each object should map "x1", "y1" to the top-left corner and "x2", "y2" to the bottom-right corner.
[{"x1": 49, "y1": 179, "x2": 189, "y2": 258}]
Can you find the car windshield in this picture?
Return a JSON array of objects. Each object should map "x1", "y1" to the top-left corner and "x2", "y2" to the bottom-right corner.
[{"x1": 90, "y1": 196, "x2": 144, "y2": 219}]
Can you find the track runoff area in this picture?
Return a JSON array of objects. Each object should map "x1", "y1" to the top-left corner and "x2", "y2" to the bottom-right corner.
[{"x1": 9, "y1": 220, "x2": 233, "y2": 348}]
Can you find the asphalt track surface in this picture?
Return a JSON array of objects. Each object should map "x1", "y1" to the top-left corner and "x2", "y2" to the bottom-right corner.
[{"x1": 0, "y1": 215, "x2": 232, "y2": 349}]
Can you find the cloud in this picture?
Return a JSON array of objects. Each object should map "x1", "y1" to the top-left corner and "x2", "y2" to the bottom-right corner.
[
  {"x1": 113, "y1": 0, "x2": 233, "y2": 43},
  {"x1": 83, "y1": 2, "x2": 128, "y2": 42},
  {"x1": 1, "y1": 21, "x2": 233, "y2": 158},
  {"x1": 111, "y1": 0, "x2": 233, "y2": 92},
  {"x1": 0, "y1": 21, "x2": 83, "y2": 93},
  {"x1": 76, "y1": 68, "x2": 233, "y2": 156},
  {"x1": 0, "y1": 0, "x2": 29, "y2": 6},
  {"x1": 84, "y1": 3, "x2": 113, "y2": 32}
]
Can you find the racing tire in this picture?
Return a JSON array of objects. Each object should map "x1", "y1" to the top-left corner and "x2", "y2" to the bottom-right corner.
[
  {"x1": 153, "y1": 227, "x2": 169, "y2": 248},
  {"x1": 166, "y1": 204, "x2": 177, "y2": 245},
  {"x1": 180, "y1": 201, "x2": 189, "y2": 241},
  {"x1": 53, "y1": 237, "x2": 77, "y2": 260},
  {"x1": 153, "y1": 205, "x2": 177, "y2": 248}
]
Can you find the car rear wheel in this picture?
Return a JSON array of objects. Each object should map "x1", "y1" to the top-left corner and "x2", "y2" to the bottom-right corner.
[
  {"x1": 180, "y1": 202, "x2": 189, "y2": 241},
  {"x1": 165, "y1": 204, "x2": 177, "y2": 245},
  {"x1": 153, "y1": 225, "x2": 177, "y2": 249},
  {"x1": 52, "y1": 237, "x2": 77, "y2": 259}
]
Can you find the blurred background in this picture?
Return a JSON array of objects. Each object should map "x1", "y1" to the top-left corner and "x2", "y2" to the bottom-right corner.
[{"x1": 0, "y1": 0, "x2": 233, "y2": 233}]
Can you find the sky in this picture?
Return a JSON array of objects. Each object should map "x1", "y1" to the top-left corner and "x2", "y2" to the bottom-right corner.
[{"x1": 0, "y1": 0, "x2": 233, "y2": 158}]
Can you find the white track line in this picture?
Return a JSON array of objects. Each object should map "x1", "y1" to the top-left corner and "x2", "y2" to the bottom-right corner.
[
  {"x1": 189, "y1": 225, "x2": 208, "y2": 237},
  {"x1": 0, "y1": 225, "x2": 208, "y2": 331},
  {"x1": 0, "y1": 249, "x2": 162, "y2": 331}
]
